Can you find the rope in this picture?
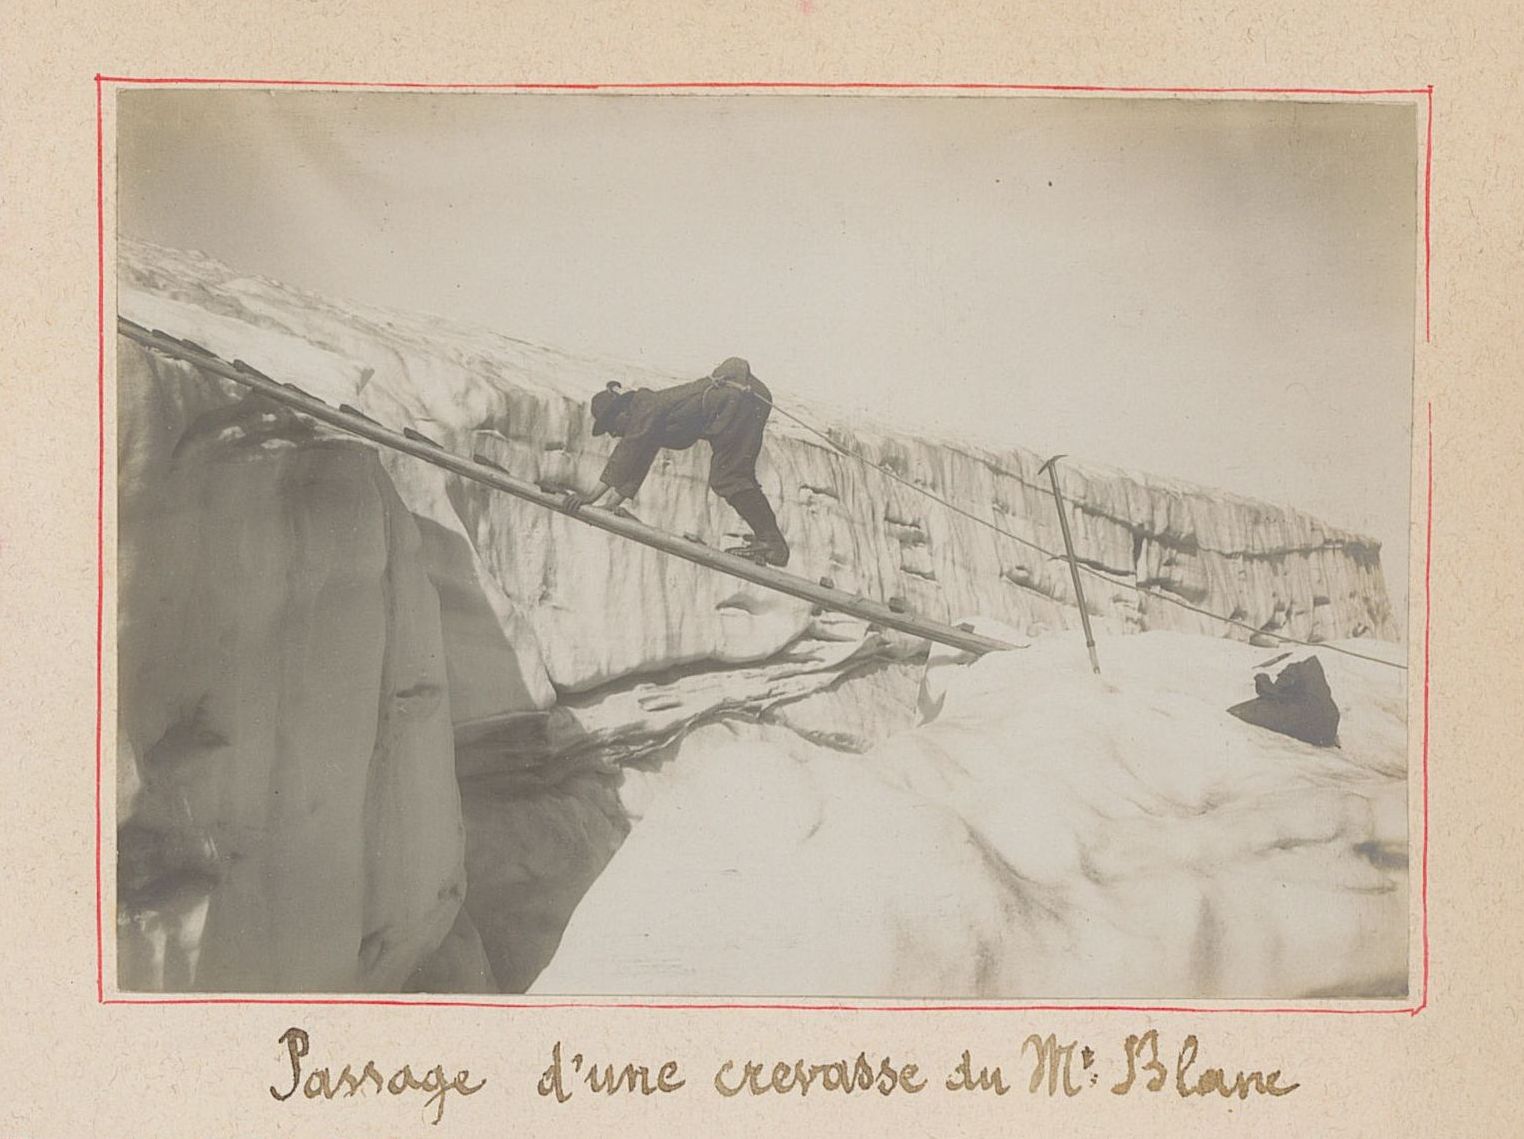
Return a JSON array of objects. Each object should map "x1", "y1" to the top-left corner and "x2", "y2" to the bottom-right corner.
[{"x1": 742, "y1": 386, "x2": 1407, "y2": 673}]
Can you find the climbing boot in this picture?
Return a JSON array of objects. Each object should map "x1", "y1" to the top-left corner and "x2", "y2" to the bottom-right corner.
[
  {"x1": 726, "y1": 533, "x2": 790, "y2": 567},
  {"x1": 726, "y1": 488, "x2": 791, "y2": 567}
]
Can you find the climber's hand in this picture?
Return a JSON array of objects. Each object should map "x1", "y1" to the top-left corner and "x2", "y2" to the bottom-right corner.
[
  {"x1": 562, "y1": 483, "x2": 623, "y2": 515},
  {"x1": 561, "y1": 488, "x2": 597, "y2": 514}
]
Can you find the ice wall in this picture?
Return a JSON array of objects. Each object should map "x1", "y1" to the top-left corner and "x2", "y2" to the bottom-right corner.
[
  {"x1": 116, "y1": 345, "x2": 479, "y2": 992},
  {"x1": 118, "y1": 239, "x2": 1397, "y2": 708}
]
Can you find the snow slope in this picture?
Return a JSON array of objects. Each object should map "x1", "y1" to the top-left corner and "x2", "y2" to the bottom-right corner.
[{"x1": 535, "y1": 631, "x2": 1408, "y2": 999}]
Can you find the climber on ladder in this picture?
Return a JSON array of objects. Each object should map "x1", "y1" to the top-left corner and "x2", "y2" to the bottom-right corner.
[{"x1": 560, "y1": 357, "x2": 791, "y2": 567}]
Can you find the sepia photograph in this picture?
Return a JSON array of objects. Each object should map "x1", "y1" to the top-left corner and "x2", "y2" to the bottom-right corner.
[{"x1": 111, "y1": 89, "x2": 1417, "y2": 1001}]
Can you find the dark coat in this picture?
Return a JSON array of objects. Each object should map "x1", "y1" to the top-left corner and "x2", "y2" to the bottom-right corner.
[{"x1": 600, "y1": 375, "x2": 773, "y2": 500}]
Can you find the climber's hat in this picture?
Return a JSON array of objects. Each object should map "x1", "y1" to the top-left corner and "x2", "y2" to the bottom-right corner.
[
  {"x1": 590, "y1": 381, "x2": 632, "y2": 436},
  {"x1": 710, "y1": 357, "x2": 754, "y2": 386}
]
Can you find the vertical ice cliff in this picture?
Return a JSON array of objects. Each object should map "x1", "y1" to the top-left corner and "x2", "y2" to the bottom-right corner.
[{"x1": 116, "y1": 346, "x2": 481, "y2": 991}]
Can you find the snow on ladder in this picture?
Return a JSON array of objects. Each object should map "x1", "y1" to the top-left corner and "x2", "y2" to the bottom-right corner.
[{"x1": 117, "y1": 317, "x2": 1020, "y2": 657}]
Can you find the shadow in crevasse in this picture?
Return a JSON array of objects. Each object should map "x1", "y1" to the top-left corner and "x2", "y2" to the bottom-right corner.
[
  {"x1": 411, "y1": 515, "x2": 632, "y2": 994},
  {"x1": 452, "y1": 707, "x2": 631, "y2": 995}
]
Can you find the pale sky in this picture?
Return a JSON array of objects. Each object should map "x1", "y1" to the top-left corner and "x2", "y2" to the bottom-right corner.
[{"x1": 118, "y1": 90, "x2": 1419, "y2": 631}]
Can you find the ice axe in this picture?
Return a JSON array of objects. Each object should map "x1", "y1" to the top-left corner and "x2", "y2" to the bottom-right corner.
[{"x1": 1038, "y1": 453, "x2": 1101, "y2": 675}]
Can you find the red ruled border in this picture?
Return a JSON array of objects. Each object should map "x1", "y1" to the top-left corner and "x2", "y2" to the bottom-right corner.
[{"x1": 94, "y1": 76, "x2": 1435, "y2": 1014}]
